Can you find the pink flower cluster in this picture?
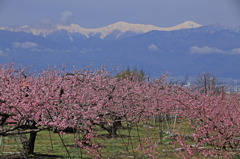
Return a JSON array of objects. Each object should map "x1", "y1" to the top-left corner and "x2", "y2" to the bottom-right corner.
[{"x1": 0, "y1": 63, "x2": 239, "y2": 158}]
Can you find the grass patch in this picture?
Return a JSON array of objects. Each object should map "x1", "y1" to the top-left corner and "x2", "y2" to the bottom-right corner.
[{"x1": 1, "y1": 118, "x2": 238, "y2": 158}]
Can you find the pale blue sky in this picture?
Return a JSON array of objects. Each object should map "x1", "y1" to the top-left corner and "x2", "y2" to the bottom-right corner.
[{"x1": 0, "y1": 0, "x2": 240, "y2": 28}]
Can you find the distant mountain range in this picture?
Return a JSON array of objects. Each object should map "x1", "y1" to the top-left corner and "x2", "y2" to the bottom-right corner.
[
  {"x1": 0, "y1": 21, "x2": 202, "y2": 38},
  {"x1": 0, "y1": 21, "x2": 240, "y2": 78}
]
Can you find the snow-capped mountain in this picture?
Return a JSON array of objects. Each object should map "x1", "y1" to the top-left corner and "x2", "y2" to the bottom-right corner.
[
  {"x1": 0, "y1": 25, "x2": 54, "y2": 37},
  {"x1": 1, "y1": 22, "x2": 240, "y2": 78},
  {"x1": 0, "y1": 21, "x2": 202, "y2": 39},
  {"x1": 55, "y1": 21, "x2": 202, "y2": 39}
]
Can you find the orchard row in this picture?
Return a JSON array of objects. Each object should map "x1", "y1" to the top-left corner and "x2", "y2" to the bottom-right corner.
[{"x1": 0, "y1": 63, "x2": 239, "y2": 158}]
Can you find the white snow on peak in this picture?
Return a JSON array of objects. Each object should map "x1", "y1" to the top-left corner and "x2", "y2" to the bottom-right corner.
[
  {"x1": 0, "y1": 25, "x2": 54, "y2": 37},
  {"x1": 56, "y1": 24, "x2": 89, "y2": 37},
  {"x1": 168, "y1": 21, "x2": 202, "y2": 30},
  {"x1": 54, "y1": 21, "x2": 202, "y2": 39},
  {"x1": 0, "y1": 21, "x2": 202, "y2": 39},
  {"x1": 92, "y1": 21, "x2": 164, "y2": 38},
  {"x1": 54, "y1": 22, "x2": 165, "y2": 38}
]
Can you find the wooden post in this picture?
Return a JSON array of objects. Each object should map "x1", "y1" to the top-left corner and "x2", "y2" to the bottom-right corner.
[
  {"x1": 221, "y1": 86, "x2": 224, "y2": 100},
  {"x1": 204, "y1": 75, "x2": 207, "y2": 95},
  {"x1": 237, "y1": 81, "x2": 239, "y2": 92}
]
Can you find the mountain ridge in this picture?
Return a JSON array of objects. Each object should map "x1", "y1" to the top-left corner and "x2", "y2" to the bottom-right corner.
[
  {"x1": 1, "y1": 22, "x2": 240, "y2": 78},
  {"x1": 0, "y1": 21, "x2": 202, "y2": 39}
]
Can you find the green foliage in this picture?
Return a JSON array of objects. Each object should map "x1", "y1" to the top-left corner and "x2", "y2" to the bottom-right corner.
[{"x1": 116, "y1": 66, "x2": 146, "y2": 82}]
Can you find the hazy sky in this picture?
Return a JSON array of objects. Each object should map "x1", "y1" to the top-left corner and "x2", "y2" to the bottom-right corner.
[{"x1": 0, "y1": 0, "x2": 240, "y2": 28}]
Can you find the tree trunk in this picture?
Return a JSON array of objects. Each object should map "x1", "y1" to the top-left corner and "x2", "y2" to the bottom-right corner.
[
  {"x1": 28, "y1": 131, "x2": 37, "y2": 154},
  {"x1": 20, "y1": 121, "x2": 37, "y2": 155},
  {"x1": 107, "y1": 120, "x2": 122, "y2": 136},
  {"x1": 20, "y1": 134, "x2": 30, "y2": 155}
]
